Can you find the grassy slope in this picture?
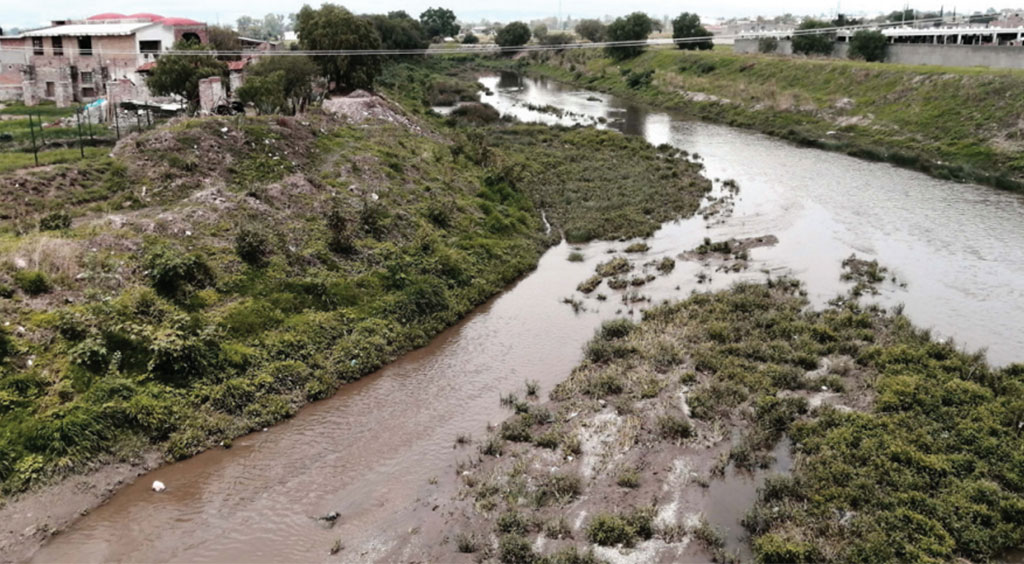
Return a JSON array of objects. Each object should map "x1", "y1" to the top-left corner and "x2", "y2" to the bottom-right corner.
[
  {"x1": 0, "y1": 87, "x2": 709, "y2": 497},
  {"x1": 509, "y1": 48, "x2": 1024, "y2": 191},
  {"x1": 451, "y1": 279, "x2": 1024, "y2": 563}
]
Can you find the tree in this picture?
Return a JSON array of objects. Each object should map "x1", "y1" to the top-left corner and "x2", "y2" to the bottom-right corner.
[
  {"x1": 848, "y1": 29, "x2": 888, "y2": 62},
  {"x1": 540, "y1": 32, "x2": 573, "y2": 46},
  {"x1": 262, "y1": 14, "x2": 286, "y2": 39},
  {"x1": 237, "y1": 55, "x2": 319, "y2": 114},
  {"x1": 575, "y1": 19, "x2": 605, "y2": 42},
  {"x1": 672, "y1": 12, "x2": 713, "y2": 50},
  {"x1": 419, "y1": 7, "x2": 459, "y2": 40},
  {"x1": 236, "y1": 15, "x2": 261, "y2": 38},
  {"x1": 496, "y1": 21, "x2": 531, "y2": 49},
  {"x1": 462, "y1": 32, "x2": 479, "y2": 44},
  {"x1": 146, "y1": 41, "x2": 228, "y2": 108},
  {"x1": 207, "y1": 25, "x2": 242, "y2": 60},
  {"x1": 532, "y1": 23, "x2": 548, "y2": 41},
  {"x1": 791, "y1": 19, "x2": 835, "y2": 56},
  {"x1": 366, "y1": 11, "x2": 428, "y2": 52},
  {"x1": 605, "y1": 12, "x2": 653, "y2": 59},
  {"x1": 296, "y1": 3, "x2": 382, "y2": 91},
  {"x1": 832, "y1": 13, "x2": 863, "y2": 27},
  {"x1": 888, "y1": 8, "x2": 916, "y2": 23}
]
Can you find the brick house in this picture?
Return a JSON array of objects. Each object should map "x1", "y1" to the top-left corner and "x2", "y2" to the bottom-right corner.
[{"x1": 0, "y1": 13, "x2": 208, "y2": 106}]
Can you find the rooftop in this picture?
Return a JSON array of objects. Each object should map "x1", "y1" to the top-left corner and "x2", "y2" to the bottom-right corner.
[{"x1": 18, "y1": 21, "x2": 157, "y2": 37}]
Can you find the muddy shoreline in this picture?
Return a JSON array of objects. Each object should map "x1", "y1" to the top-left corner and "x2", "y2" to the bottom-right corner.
[{"x1": 0, "y1": 451, "x2": 161, "y2": 563}]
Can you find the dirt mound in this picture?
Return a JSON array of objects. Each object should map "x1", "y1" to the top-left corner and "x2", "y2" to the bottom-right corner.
[
  {"x1": 112, "y1": 116, "x2": 318, "y2": 203},
  {"x1": 322, "y1": 92, "x2": 419, "y2": 129}
]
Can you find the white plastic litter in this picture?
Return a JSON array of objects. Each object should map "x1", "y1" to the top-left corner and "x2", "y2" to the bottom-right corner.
[{"x1": 152, "y1": 480, "x2": 166, "y2": 492}]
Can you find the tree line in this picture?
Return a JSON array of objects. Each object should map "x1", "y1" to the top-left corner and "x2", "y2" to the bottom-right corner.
[{"x1": 146, "y1": 6, "x2": 720, "y2": 114}]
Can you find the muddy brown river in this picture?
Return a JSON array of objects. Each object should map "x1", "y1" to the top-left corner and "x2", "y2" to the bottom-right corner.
[{"x1": 30, "y1": 74, "x2": 1024, "y2": 562}]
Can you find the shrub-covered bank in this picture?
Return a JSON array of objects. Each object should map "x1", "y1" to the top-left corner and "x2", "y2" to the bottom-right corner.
[
  {"x1": 0, "y1": 91, "x2": 709, "y2": 501},
  {"x1": 445, "y1": 278, "x2": 1024, "y2": 562},
  {"x1": 503, "y1": 48, "x2": 1024, "y2": 192}
]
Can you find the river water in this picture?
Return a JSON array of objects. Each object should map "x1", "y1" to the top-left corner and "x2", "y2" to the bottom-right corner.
[{"x1": 30, "y1": 74, "x2": 1024, "y2": 562}]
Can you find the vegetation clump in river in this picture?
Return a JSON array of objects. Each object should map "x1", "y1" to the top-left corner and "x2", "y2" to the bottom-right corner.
[
  {"x1": 444, "y1": 276, "x2": 1024, "y2": 562},
  {"x1": 501, "y1": 48, "x2": 1024, "y2": 192},
  {"x1": 0, "y1": 76, "x2": 711, "y2": 501}
]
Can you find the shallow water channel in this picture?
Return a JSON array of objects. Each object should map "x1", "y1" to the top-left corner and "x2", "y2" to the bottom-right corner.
[{"x1": 30, "y1": 74, "x2": 1024, "y2": 562}]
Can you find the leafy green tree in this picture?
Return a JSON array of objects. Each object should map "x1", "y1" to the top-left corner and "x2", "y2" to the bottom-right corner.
[
  {"x1": 145, "y1": 41, "x2": 228, "y2": 108},
  {"x1": 496, "y1": 21, "x2": 531, "y2": 49},
  {"x1": 207, "y1": 25, "x2": 242, "y2": 60},
  {"x1": 575, "y1": 19, "x2": 605, "y2": 42},
  {"x1": 831, "y1": 13, "x2": 863, "y2": 26},
  {"x1": 672, "y1": 12, "x2": 713, "y2": 50},
  {"x1": 532, "y1": 23, "x2": 548, "y2": 41},
  {"x1": 887, "y1": 8, "x2": 916, "y2": 22},
  {"x1": 849, "y1": 29, "x2": 888, "y2": 62},
  {"x1": 237, "y1": 55, "x2": 318, "y2": 114},
  {"x1": 366, "y1": 11, "x2": 428, "y2": 52},
  {"x1": 419, "y1": 7, "x2": 460, "y2": 40},
  {"x1": 540, "y1": 32, "x2": 573, "y2": 46},
  {"x1": 791, "y1": 19, "x2": 835, "y2": 56},
  {"x1": 296, "y1": 3, "x2": 382, "y2": 91},
  {"x1": 605, "y1": 12, "x2": 653, "y2": 59},
  {"x1": 462, "y1": 32, "x2": 479, "y2": 44}
]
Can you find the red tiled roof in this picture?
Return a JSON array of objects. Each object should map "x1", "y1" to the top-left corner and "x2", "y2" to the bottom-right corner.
[
  {"x1": 137, "y1": 61, "x2": 157, "y2": 71},
  {"x1": 125, "y1": 13, "x2": 164, "y2": 22},
  {"x1": 227, "y1": 59, "x2": 249, "y2": 71},
  {"x1": 161, "y1": 17, "x2": 203, "y2": 26},
  {"x1": 87, "y1": 12, "x2": 127, "y2": 20}
]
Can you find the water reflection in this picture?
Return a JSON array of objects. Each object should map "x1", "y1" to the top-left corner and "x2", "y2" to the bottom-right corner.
[{"x1": 482, "y1": 73, "x2": 1024, "y2": 367}]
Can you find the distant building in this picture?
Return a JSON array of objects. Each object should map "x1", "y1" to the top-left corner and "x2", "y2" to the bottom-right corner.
[{"x1": 0, "y1": 12, "x2": 208, "y2": 106}]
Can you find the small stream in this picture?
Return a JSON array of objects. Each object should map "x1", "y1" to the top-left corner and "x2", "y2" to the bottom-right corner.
[{"x1": 30, "y1": 74, "x2": 1024, "y2": 563}]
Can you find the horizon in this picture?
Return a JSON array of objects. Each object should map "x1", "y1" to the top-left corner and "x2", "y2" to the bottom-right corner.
[{"x1": 2, "y1": 1, "x2": 1019, "y2": 32}]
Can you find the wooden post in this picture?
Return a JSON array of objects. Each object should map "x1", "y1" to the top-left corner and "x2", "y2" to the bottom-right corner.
[
  {"x1": 27, "y1": 114, "x2": 39, "y2": 166},
  {"x1": 113, "y1": 101, "x2": 120, "y2": 139},
  {"x1": 76, "y1": 107, "x2": 85, "y2": 158}
]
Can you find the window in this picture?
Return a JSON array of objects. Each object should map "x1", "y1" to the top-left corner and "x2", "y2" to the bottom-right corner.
[
  {"x1": 80, "y1": 71, "x2": 94, "y2": 83},
  {"x1": 78, "y1": 36, "x2": 92, "y2": 56},
  {"x1": 81, "y1": 86, "x2": 96, "y2": 98},
  {"x1": 32, "y1": 37, "x2": 43, "y2": 55},
  {"x1": 139, "y1": 40, "x2": 161, "y2": 54},
  {"x1": 52, "y1": 37, "x2": 63, "y2": 56}
]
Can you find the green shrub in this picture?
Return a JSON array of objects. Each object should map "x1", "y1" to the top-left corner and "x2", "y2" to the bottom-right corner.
[
  {"x1": 626, "y1": 70, "x2": 654, "y2": 89},
  {"x1": 144, "y1": 245, "x2": 214, "y2": 299},
  {"x1": 849, "y1": 30, "x2": 888, "y2": 62},
  {"x1": 758, "y1": 37, "x2": 779, "y2": 53},
  {"x1": 0, "y1": 327, "x2": 11, "y2": 363},
  {"x1": 657, "y1": 413, "x2": 694, "y2": 440},
  {"x1": 14, "y1": 270, "x2": 51, "y2": 295},
  {"x1": 234, "y1": 224, "x2": 272, "y2": 267},
  {"x1": 498, "y1": 534, "x2": 536, "y2": 564},
  {"x1": 599, "y1": 318, "x2": 636, "y2": 340},
  {"x1": 450, "y1": 102, "x2": 501, "y2": 124},
  {"x1": 586, "y1": 507, "x2": 654, "y2": 547},
  {"x1": 616, "y1": 467, "x2": 640, "y2": 488},
  {"x1": 39, "y1": 210, "x2": 72, "y2": 231},
  {"x1": 0, "y1": 284, "x2": 13, "y2": 299},
  {"x1": 497, "y1": 510, "x2": 530, "y2": 535},
  {"x1": 792, "y1": 20, "x2": 835, "y2": 56}
]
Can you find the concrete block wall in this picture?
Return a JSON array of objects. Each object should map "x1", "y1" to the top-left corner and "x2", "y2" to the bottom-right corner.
[
  {"x1": 732, "y1": 37, "x2": 1024, "y2": 70},
  {"x1": 198, "y1": 76, "x2": 225, "y2": 114}
]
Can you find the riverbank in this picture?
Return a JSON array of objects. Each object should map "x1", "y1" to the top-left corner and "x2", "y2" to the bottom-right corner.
[
  {"x1": 0, "y1": 91, "x2": 710, "y2": 559},
  {"x1": 434, "y1": 271, "x2": 1024, "y2": 562},
  {"x1": 499, "y1": 48, "x2": 1024, "y2": 192}
]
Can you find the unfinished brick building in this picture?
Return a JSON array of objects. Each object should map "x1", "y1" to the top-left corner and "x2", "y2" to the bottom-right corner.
[{"x1": 0, "y1": 13, "x2": 208, "y2": 106}]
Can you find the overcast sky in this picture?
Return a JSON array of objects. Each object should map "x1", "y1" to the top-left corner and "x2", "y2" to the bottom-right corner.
[{"x1": 2, "y1": 0, "x2": 1014, "y2": 30}]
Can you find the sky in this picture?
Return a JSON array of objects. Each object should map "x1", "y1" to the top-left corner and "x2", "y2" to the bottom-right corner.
[{"x1": 1, "y1": 0, "x2": 1014, "y2": 30}]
